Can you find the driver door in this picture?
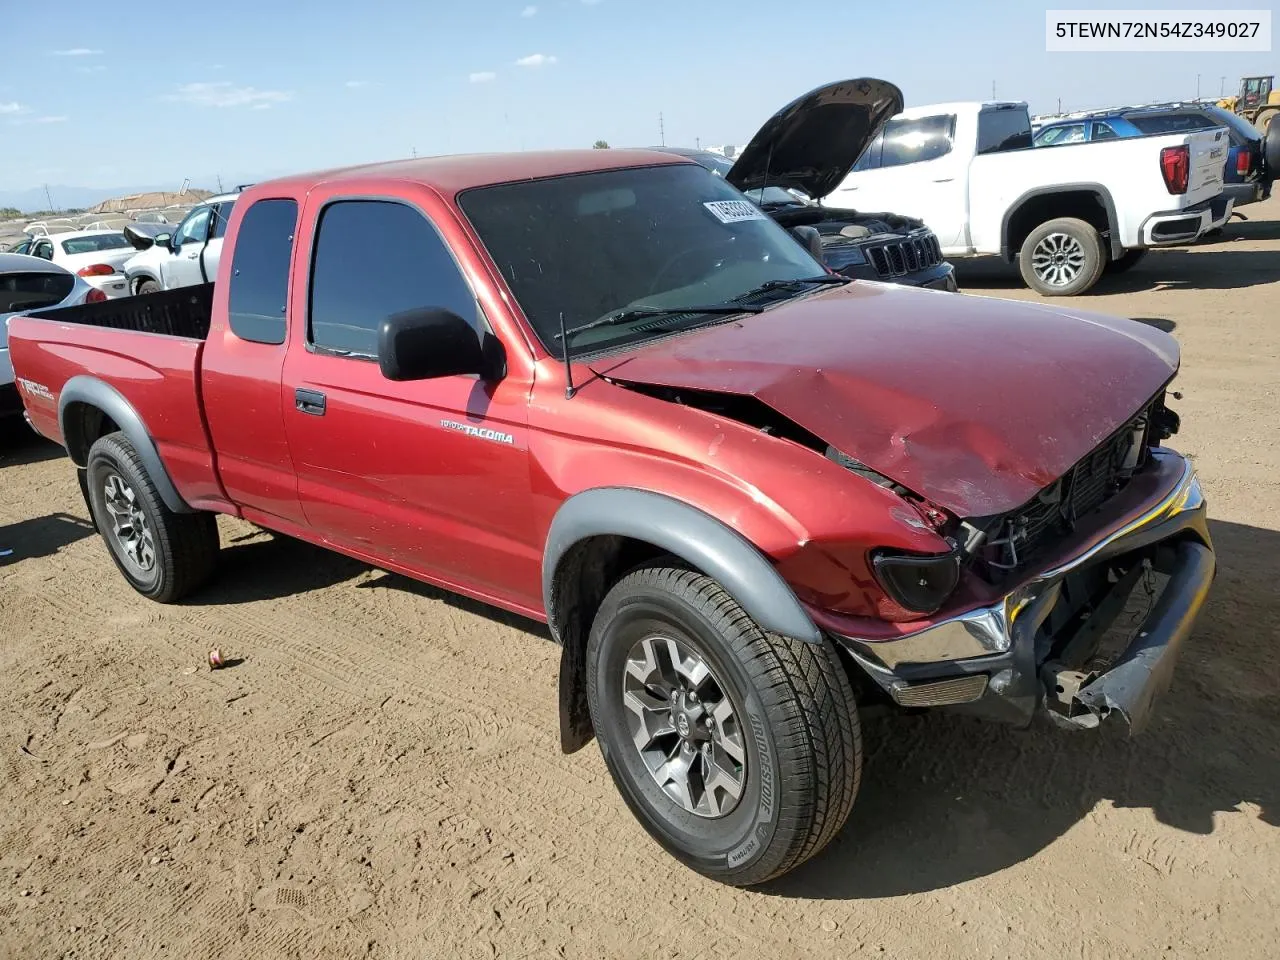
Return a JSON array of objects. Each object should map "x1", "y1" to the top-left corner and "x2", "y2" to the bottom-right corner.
[{"x1": 163, "y1": 206, "x2": 212, "y2": 288}]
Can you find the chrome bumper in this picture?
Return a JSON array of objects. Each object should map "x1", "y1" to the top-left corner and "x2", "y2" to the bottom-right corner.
[{"x1": 835, "y1": 452, "x2": 1213, "y2": 731}]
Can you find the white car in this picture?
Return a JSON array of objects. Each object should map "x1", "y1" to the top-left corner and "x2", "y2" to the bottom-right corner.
[
  {"x1": 829, "y1": 100, "x2": 1233, "y2": 295},
  {"x1": 123, "y1": 192, "x2": 238, "y2": 294},
  {"x1": 1, "y1": 253, "x2": 101, "y2": 418},
  {"x1": 7, "y1": 229, "x2": 133, "y2": 300}
]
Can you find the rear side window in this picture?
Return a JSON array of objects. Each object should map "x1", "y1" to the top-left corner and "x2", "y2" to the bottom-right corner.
[
  {"x1": 879, "y1": 115, "x2": 956, "y2": 168},
  {"x1": 308, "y1": 199, "x2": 477, "y2": 357},
  {"x1": 0, "y1": 271, "x2": 75, "y2": 313},
  {"x1": 976, "y1": 109, "x2": 1033, "y2": 154},
  {"x1": 1128, "y1": 113, "x2": 1216, "y2": 135},
  {"x1": 1092, "y1": 121, "x2": 1120, "y2": 140},
  {"x1": 227, "y1": 198, "x2": 298, "y2": 345}
]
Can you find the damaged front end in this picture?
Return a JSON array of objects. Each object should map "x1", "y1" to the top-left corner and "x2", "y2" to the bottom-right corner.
[{"x1": 828, "y1": 447, "x2": 1214, "y2": 735}]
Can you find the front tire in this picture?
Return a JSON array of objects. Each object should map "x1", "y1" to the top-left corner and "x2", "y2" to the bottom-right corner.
[
  {"x1": 1018, "y1": 217, "x2": 1106, "y2": 296},
  {"x1": 135, "y1": 278, "x2": 159, "y2": 296},
  {"x1": 585, "y1": 563, "x2": 861, "y2": 886},
  {"x1": 85, "y1": 432, "x2": 219, "y2": 602}
]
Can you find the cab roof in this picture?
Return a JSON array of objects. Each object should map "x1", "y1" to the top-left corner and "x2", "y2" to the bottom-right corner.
[{"x1": 249, "y1": 149, "x2": 695, "y2": 199}]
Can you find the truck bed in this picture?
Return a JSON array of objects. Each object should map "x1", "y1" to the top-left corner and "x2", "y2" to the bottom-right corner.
[
  {"x1": 27, "y1": 283, "x2": 214, "y2": 339},
  {"x1": 7, "y1": 283, "x2": 225, "y2": 511}
]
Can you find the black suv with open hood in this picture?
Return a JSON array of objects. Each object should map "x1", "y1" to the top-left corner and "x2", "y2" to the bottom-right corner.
[{"x1": 657, "y1": 78, "x2": 957, "y2": 291}]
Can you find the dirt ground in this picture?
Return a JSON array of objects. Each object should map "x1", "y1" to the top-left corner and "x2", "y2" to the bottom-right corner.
[{"x1": 2, "y1": 200, "x2": 1279, "y2": 960}]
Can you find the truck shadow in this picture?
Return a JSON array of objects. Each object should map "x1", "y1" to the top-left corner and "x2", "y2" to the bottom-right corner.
[
  {"x1": 768, "y1": 517, "x2": 1280, "y2": 899},
  {"x1": 0, "y1": 512, "x2": 96, "y2": 565},
  {"x1": 0, "y1": 421, "x2": 65, "y2": 467},
  {"x1": 955, "y1": 248, "x2": 1280, "y2": 294}
]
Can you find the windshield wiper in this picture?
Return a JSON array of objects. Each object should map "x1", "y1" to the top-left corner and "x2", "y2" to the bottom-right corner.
[
  {"x1": 553, "y1": 303, "x2": 764, "y2": 343},
  {"x1": 738, "y1": 274, "x2": 851, "y2": 298}
]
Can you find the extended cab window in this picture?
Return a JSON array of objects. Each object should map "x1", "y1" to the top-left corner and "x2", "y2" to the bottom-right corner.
[
  {"x1": 1036, "y1": 123, "x2": 1086, "y2": 146},
  {"x1": 227, "y1": 198, "x2": 298, "y2": 345},
  {"x1": 308, "y1": 200, "x2": 477, "y2": 357},
  {"x1": 1092, "y1": 121, "x2": 1120, "y2": 140},
  {"x1": 878, "y1": 115, "x2": 956, "y2": 168}
]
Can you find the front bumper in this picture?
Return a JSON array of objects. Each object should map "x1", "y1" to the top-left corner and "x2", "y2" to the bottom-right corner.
[
  {"x1": 1140, "y1": 194, "x2": 1234, "y2": 246},
  {"x1": 831, "y1": 451, "x2": 1214, "y2": 734}
]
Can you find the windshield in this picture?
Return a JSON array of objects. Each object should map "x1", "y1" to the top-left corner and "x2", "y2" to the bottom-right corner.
[{"x1": 459, "y1": 163, "x2": 823, "y2": 357}]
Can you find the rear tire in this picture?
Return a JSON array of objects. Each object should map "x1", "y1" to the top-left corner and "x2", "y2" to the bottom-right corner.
[
  {"x1": 1018, "y1": 217, "x2": 1106, "y2": 296},
  {"x1": 585, "y1": 563, "x2": 861, "y2": 886},
  {"x1": 85, "y1": 431, "x2": 219, "y2": 602},
  {"x1": 1106, "y1": 249, "x2": 1148, "y2": 274},
  {"x1": 135, "y1": 278, "x2": 159, "y2": 296},
  {"x1": 1253, "y1": 107, "x2": 1278, "y2": 137}
]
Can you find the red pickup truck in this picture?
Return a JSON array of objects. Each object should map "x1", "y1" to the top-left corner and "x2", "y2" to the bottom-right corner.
[{"x1": 8, "y1": 136, "x2": 1215, "y2": 886}]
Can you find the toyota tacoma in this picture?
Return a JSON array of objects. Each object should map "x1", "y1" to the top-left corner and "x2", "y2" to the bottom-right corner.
[{"x1": 7, "y1": 129, "x2": 1215, "y2": 886}]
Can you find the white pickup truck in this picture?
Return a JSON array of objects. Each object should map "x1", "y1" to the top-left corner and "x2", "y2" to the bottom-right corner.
[{"x1": 829, "y1": 100, "x2": 1233, "y2": 295}]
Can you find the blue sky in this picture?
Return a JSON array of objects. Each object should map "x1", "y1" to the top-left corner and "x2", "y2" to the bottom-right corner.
[{"x1": 1, "y1": 0, "x2": 1275, "y2": 201}]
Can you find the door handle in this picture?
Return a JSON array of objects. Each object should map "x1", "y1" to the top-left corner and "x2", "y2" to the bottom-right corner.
[
  {"x1": 185, "y1": 250, "x2": 200, "y2": 258},
  {"x1": 932, "y1": 177, "x2": 955, "y2": 183},
  {"x1": 295, "y1": 388, "x2": 327, "y2": 416}
]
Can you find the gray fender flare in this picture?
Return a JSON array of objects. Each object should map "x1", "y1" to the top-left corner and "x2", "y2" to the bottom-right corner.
[
  {"x1": 542, "y1": 487, "x2": 820, "y2": 644},
  {"x1": 57, "y1": 375, "x2": 194, "y2": 514}
]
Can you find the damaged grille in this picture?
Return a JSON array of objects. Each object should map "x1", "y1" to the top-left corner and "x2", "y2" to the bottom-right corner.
[
  {"x1": 866, "y1": 232, "x2": 944, "y2": 279},
  {"x1": 973, "y1": 401, "x2": 1157, "y2": 579}
]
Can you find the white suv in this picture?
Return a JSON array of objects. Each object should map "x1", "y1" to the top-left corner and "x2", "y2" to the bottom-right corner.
[{"x1": 122, "y1": 192, "x2": 239, "y2": 295}]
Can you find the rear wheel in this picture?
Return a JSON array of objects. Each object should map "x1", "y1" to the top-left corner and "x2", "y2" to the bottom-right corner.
[
  {"x1": 585, "y1": 563, "x2": 861, "y2": 886},
  {"x1": 85, "y1": 432, "x2": 219, "y2": 602},
  {"x1": 1106, "y1": 249, "x2": 1148, "y2": 274},
  {"x1": 1018, "y1": 217, "x2": 1106, "y2": 296},
  {"x1": 135, "y1": 278, "x2": 159, "y2": 296}
]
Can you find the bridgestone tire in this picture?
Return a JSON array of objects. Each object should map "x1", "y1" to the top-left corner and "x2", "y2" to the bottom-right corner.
[
  {"x1": 85, "y1": 431, "x2": 219, "y2": 602},
  {"x1": 1018, "y1": 217, "x2": 1106, "y2": 297},
  {"x1": 1105, "y1": 249, "x2": 1148, "y2": 274},
  {"x1": 585, "y1": 563, "x2": 862, "y2": 886}
]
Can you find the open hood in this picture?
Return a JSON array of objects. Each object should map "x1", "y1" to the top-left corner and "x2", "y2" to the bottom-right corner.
[
  {"x1": 123, "y1": 222, "x2": 172, "y2": 251},
  {"x1": 726, "y1": 78, "x2": 904, "y2": 201},
  {"x1": 598, "y1": 283, "x2": 1179, "y2": 518}
]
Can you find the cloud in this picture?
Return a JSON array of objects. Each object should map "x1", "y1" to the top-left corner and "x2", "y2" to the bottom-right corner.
[
  {"x1": 165, "y1": 82, "x2": 293, "y2": 108},
  {"x1": 251, "y1": 103, "x2": 273, "y2": 110},
  {"x1": 0, "y1": 101, "x2": 25, "y2": 115},
  {"x1": 515, "y1": 53, "x2": 557, "y2": 68},
  {"x1": 520, "y1": 5, "x2": 537, "y2": 15},
  {"x1": 51, "y1": 48, "x2": 102, "y2": 56},
  {"x1": 35, "y1": 115, "x2": 67, "y2": 124},
  {"x1": 469, "y1": 71, "x2": 497, "y2": 83}
]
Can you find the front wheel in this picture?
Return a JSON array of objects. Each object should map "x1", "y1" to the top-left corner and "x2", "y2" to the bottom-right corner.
[
  {"x1": 585, "y1": 563, "x2": 861, "y2": 886},
  {"x1": 1018, "y1": 217, "x2": 1106, "y2": 296},
  {"x1": 85, "y1": 431, "x2": 219, "y2": 602}
]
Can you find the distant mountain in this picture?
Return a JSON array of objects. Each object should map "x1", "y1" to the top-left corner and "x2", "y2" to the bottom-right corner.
[{"x1": 0, "y1": 183, "x2": 222, "y2": 214}]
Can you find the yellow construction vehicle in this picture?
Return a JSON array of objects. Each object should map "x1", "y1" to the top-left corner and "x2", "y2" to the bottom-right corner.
[{"x1": 1217, "y1": 76, "x2": 1280, "y2": 133}]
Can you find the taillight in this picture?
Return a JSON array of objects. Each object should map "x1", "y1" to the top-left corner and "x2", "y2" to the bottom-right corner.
[
  {"x1": 77, "y1": 263, "x2": 117, "y2": 277},
  {"x1": 1236, "y1": 150, "x2": 1252, "y2": 176},
  {"x1": 1160, "y1": 145, "x2": 1189, "y2": 194},
  {"x1": 85, "y1": 287, "x2": 108, "y2": 303}
]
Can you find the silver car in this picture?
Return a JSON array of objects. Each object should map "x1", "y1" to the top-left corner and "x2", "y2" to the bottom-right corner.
[{"x1": 1, "y1": 252, "x2": 100, "y2": 418}]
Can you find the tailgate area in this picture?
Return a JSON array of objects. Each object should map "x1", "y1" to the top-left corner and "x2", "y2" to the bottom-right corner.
[{"x1": 1184, "y1": 127, "x2": 1230, "y2": 207}]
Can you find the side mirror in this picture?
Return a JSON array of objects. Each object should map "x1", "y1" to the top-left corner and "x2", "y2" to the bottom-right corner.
[
  {"x1": 377, "y1": 307, "x2": 497, "y2": 382},
  {"x1": 155, "y1": 233, "x2": 173, "y2": 252}
]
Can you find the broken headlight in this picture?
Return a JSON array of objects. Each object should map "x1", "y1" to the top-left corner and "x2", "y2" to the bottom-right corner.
[{"x1": 871, "y1": 548, "x2": 961, "y2": 616}]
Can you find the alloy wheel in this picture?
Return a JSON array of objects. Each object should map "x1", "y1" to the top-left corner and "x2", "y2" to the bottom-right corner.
[
  {"x1": 1030, "y1": 232, "x2": 1087, "y2": 287},
  {"x1": 621, "y1": 634, "x2": 747, "y2": 818},
  {"x1": 101, "y1": 471, "x2": 156, "y2": 578}
]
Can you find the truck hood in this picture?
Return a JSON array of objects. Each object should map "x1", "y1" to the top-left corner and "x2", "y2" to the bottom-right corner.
[
  {"x1": 599, "y1": 284, "x2": 1179, "y2": 517},
  {"x1": 726, "y1": 78, "x2": 904, "y2": 201}
]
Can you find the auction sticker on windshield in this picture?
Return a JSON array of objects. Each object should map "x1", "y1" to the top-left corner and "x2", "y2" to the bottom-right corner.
[{"x1": 703, "y1": 200, "x2": 767, "y2": 224}]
